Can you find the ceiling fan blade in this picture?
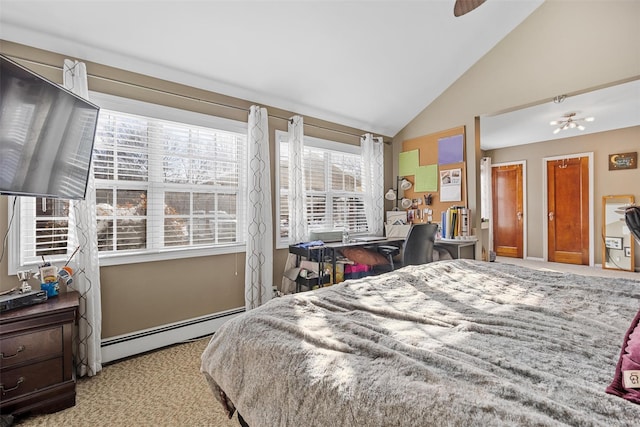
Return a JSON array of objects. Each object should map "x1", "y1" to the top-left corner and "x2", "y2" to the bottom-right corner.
[{"x1": 454, "y1": 0, "x2": 487, "y2": 17}]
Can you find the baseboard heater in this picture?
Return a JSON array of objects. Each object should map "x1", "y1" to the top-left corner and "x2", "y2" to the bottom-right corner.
[{"x1": 101, "y1": 307, "x2": 245, "y2": 364}]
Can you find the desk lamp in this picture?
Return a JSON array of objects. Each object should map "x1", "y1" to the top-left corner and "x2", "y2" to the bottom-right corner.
[{"x1": 385, "y1": 177, "x2": 412, "y2": 210}]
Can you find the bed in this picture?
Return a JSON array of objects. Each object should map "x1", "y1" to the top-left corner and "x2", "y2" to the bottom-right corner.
[{"x1": 201, "y1": 259, "x2": 640, "y2": 426}]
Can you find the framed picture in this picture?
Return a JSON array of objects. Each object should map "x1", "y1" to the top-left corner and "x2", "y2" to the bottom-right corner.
[
  {"x1": 609, "y1": 152, "x2": 637, "y2": 170},
  {"x1": 625, "y1": 246, "x2": 631, "y2": 257},
  {"x1": 605, "y1": 236, "x2": 623, "y2": 250}
]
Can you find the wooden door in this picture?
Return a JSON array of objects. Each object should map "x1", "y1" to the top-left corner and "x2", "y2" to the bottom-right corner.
[
  {"x1": 547, "y1": 157, "x2": 589, "y2": 265},
  {"x1": 492, "y1": 164, "x2": 523, "y2": 258}
]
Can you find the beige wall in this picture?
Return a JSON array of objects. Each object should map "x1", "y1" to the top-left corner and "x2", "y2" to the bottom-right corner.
[
  {"x1": 394, "y1": 0, "x2": 640, "y2": 262},
  {"x1": 487, "y1": 126, "x2": 640, "y2": 267},
  {"x1": 0, "y1": 40, "x2": 385, "y2": 338}
]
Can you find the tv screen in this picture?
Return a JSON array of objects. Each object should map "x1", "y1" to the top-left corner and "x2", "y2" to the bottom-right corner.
[{"x1": 0, "y1": 54, "x2": 100, "y2": 200}]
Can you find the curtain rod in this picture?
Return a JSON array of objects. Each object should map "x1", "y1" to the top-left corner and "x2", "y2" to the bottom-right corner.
[{"x1": 12, "y1": 55, "x2": 389, "y2": 143}]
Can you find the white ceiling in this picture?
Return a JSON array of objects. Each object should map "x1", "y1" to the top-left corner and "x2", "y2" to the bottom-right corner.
[
  {"x1": 0, "y1": 0, "x2": 544, "y2": 137},
  {"x1": 481, "y1": 79, "x2": 640, "y2": 150}
]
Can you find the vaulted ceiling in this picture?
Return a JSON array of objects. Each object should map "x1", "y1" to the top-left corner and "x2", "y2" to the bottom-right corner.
[
  {"x1": 0, "y1": 0, "x2": 544, "y2": 137},
  {"x1": 481, "y1": 79, "x2": 640, "y2": 150}
]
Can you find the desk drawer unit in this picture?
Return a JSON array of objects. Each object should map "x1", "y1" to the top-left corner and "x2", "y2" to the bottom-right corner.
[{"x1": 0, "y1": 291, "x2": 79, "y2": 417}]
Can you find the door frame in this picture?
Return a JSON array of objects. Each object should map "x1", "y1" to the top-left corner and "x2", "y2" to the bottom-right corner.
[
  {"x1": 490, "y1": 160, "x2": 527, "y2": 260},
  {"x1": 542, "y1": 152, "x2": 594, "y2": 266}
]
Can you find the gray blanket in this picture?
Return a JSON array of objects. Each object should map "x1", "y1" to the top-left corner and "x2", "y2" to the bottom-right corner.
[{"x1": 201, "y1": 260, "x2": 640, "y2": 426}]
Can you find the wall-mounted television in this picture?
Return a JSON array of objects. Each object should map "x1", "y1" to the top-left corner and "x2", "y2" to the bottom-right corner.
[{"x1": 0, "y1": 54, "x2": 100, "y2": 200}]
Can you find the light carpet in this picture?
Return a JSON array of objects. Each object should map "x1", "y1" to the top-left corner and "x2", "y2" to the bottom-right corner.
[{"x1": 14, "y1": 337, "x2": 236, "y2": 427}]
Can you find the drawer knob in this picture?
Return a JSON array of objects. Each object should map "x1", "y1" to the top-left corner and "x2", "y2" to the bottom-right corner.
[
  {"x1": 0, "y1": 345, "x2": 25, "y2": 359},
  {"x1": 1, "y1": 376, "x2": 25, "y2": 394}
]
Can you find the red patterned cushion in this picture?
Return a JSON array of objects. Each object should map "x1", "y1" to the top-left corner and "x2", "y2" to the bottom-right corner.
[
  {"x1": 340, "y1": 247, "x2": 389, "y2": 266},
  {"x1": 606, "y1": 308, "x2": 640, "y2": 404}
]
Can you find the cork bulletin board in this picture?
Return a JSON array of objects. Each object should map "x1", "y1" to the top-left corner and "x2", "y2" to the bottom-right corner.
[{"x1": 399, "y1": 126, "x2": 467, "y2": 224}]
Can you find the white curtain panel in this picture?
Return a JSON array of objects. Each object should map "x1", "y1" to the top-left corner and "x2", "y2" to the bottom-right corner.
[
  {"x1": 62, "y1": 59, "x2": 102, "y2": 377},
  {"x1": 361, "y1": 133, "x2": 385, "y2": 236},
  {"x1": 280, "y1": 115, "x2": 307, "y2": 295},
  {"x1": 287, "y1": 115, "x2": 308, "y2": 243},
  {"x1": 481, "y1": 156, "x2": 493, "y2": 250},
  {"x1": 245, "y1": 106, "x2": 273, "y2": 310}
]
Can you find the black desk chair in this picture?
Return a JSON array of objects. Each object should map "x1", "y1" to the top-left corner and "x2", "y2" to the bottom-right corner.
[
  {"x1": 377, "y1": 223, "x2": 439, "y2": 270},
  {"x1": 626, "y1": 206, "x2": 640, "y2": 242}
]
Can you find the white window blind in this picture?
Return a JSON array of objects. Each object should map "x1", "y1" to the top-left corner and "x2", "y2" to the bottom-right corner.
[
  {"x1": 16, "y1": 198, "x2": 71, "y2": 267},
  {"x1": 92, "y1": 109, "x2": 245, "y2": 254},
  {"x1": 277, "y1": 131, "x2": 367, "y2": 246},
  {"x1": 10, "y1": 95, "x2": 247, "y2": 272}
]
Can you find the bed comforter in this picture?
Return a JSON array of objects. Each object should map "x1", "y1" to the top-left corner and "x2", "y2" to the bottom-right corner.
[{"x1": 201, "y1": 260, "x2": 640, "y2": 426}]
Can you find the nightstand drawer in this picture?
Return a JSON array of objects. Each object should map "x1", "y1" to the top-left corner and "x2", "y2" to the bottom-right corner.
[
  {"x1": 0, "y1": 327, "x2": 62, "y2": 369},
  {"x1": 0, "y1": 357, "x2": 63, "y2": 401}
]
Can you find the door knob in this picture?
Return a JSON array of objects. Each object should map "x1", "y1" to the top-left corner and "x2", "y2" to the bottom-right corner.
[
  {"x1": 517, "y1": 212, "x2": 523, "y2": 221},
  {"x1": 548, "y1": 212, "x2": 554, "y2": 221}
]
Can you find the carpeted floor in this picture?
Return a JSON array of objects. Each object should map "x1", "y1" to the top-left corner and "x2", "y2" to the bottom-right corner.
[
  {"x1": 495, "y1": 256, "x2": 640, "y2": 280},
  {"x1": 13, "y1": 337, "x2": 238, "y2": 427}
]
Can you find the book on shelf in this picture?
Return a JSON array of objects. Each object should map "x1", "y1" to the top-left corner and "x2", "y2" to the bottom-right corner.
[{"x1": 441, "y1": 206, "x2": 471, "y2": 239}]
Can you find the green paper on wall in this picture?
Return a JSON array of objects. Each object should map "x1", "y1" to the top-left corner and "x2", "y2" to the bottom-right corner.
[
  {"x1": 399, "y1": 150, "x2": 419, "y2": 176},
  {"x1": 414, "y1": 164, "x2": 438, "y2": 192}
]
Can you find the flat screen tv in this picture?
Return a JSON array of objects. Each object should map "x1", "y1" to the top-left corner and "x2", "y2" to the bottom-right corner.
[{"x1": 0, "y1": 54, "x2": 100, "y2": 200}]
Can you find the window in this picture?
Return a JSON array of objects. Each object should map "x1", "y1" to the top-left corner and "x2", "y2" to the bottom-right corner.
[
  {"x1": 9, "y1": 93, "x2": 247, "y2": 273},
  {"x1": 276, "y1": 131, "x2": 368, "y2": 248}
]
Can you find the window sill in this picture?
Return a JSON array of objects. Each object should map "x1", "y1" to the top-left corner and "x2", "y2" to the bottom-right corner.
[{"x1": 98, "y1": 243, "x2": 246, "y2": 267}]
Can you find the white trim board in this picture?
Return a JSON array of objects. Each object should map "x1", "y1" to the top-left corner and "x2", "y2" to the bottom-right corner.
[{"x1": 101, "y1": 307, "x2": 244, "y2": 364}]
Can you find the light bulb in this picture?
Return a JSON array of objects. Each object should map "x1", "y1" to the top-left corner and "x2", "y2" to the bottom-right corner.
[
  {"x1": 585, "y1": 117, "x2": 595, "y2": 122},
  {"x1": 385, "y1": 189, "x2": 396, "y2": 201},
  {"x1": 400, "y1": 179, "x2": 412, "y2": 191},
  {"x1": 553, "y1": 128, "x2": 561, "y2": 135}
]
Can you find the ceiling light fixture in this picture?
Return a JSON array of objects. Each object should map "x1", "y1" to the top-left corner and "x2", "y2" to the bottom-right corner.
[{"x1": 550, "y1": 112, "x2": 595, "y2": 134}]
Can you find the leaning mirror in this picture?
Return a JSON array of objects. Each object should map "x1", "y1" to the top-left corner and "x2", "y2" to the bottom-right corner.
[{"x1": 602, "y1": 195, "x2": 635, "y2": 271}]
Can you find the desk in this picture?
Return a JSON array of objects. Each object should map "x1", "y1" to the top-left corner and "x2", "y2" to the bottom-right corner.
[
  {"x1": 325, "y1": 238, "x2": 404, "y2": 282},
  {"x1": 435, "y1": 238, "x2": 477, "y2": 259},
  {"x1": 288, "y1": 244, "x2": 331, "y2": 292},
  {"x1": 289, "y1": 237, "x2": 404, "y2": 290},
  {"x1": 385, "y1": 224, "x2": 477, "y2": 260}
]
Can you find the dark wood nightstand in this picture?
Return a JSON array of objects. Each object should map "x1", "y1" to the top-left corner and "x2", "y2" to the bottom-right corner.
[{"x1": 0, "y1": 291, "x2": 79, "y2": 417}]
